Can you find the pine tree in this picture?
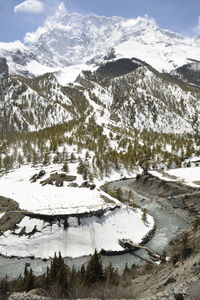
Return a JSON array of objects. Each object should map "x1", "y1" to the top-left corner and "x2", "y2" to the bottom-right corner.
[
  {"x1": 25, "y1": 268, "x2": 34, "y2": 292},
  {"x1": 43, "y1": 152, "x2": 50, "y2": 165},
  {"x1": 45, "y1": 266, "x2": 51, "y2": 287},
  {"x1": 128, "y1": 190, "x2": 134, "y2": 202},
  {"x1": 0, "y1": 276, "x2": 9, "y2": 296},
  {"x1": 24, "y1": 263, "x2": 28, "y2": 278},
  {"x1": 142, "y1": 208, "x2": 147, "y2": 223},
  {"x1": 62, "y1": 161, "x2": 69, "y2": 173},
  {"x1": 85, "y1": 151, "x2": 90, "y2": 159},
  {"x1": 80, "y1": 265, "x2": 86, "y2": 281},
  {"x1": 77, "y1": 158, "x2": 84, "y2": 174},
  {"x1": 116, "y1": 187, "x2": 123, "y2": 201},
  {"x1": 104, "y1": 263, "x2": 119, "y2": 285},
  {"x1": 85, "y1": 250, "x2": 104, "y2": 285},
  {"x1": 49, "y1": 252, "x2": 68, "y2": 293},
  {"x1": 70, "y1": 153, "x2": 76, "y2": 163}
]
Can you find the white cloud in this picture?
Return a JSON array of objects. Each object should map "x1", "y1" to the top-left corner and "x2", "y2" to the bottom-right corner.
[
  {"x1": 24, "y1": 2, "x2": 68, "y2": 43},
  {"x1": 14, "y1": 0, "x2": 45, "y2": 14}
]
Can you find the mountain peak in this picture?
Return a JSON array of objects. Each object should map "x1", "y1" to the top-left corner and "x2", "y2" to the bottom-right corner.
[
  {"x1": 1, "y1": 8, "x2": 199, "y2": 76},
  {"x1": 55, "y1": 2, "x2": 68, "y2": 18}
]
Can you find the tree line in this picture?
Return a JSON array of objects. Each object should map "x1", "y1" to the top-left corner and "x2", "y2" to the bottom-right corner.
[{"x1": 0, "y1": 250, "x2": 137, "y2": 299}]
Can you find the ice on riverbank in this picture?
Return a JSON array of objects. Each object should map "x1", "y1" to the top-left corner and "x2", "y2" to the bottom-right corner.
[{"x1": 0, "y1": 207, "x2": 154, "y2": 259}]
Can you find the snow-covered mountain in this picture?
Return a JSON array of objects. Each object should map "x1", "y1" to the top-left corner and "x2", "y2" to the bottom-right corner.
[
  {"x1": 0, "y1": 2, "x2": 200, "y2": 77},
  {"x1": 0, "y1": 41, "x2": 58, "y2": 78},
  {"x1": 78, "y1": 58, "x2": 200, "y2": 134},
  {"x1": 20, "y1": 3, "x2": 200, "y2": 72},
  {"x1": 1, "y1": 57, "x2": 200, "y2": 135},
  {"x1": 1, "y1": 2, "x2": 200, "y2": 135}
]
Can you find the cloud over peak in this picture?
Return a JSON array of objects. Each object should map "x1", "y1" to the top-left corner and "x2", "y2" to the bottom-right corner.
[{"x1": 14, "y1": 0, "x2": 45, "y2": 14}]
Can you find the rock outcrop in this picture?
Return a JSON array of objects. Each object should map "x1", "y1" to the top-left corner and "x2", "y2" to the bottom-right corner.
[{"x1": 0, "y1": 57, "x2": 8, "y2": 78}]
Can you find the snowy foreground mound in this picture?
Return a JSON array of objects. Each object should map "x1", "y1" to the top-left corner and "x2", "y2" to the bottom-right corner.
[
  {"x1": 0, "y1": 208, "x2": 154, "y2": 258},
  {"x1": 0, "y1": 165, "x2": 154, "y2": 258}
]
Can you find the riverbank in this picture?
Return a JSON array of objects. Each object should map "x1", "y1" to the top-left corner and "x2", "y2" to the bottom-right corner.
[
  {"x1": 133, "y1": 172, "x2": 200, "y2": 221},
  {"x1": 0, "y1": 204, "x2": 154, "y2": 260},
  {"x1": 0, "y1": 172, "x2": 193, "y2": 279},
  {"x1": 6, "y1": 220, "x2": 200, "y2": 300},
  {"x1": 106, "y1": 176, "x2": 190, "y2": 256}
]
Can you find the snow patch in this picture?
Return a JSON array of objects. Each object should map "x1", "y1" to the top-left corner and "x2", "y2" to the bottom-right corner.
[
  {"x1": 26, "y1": 60, "x2": 58, "y2": 76},
  {"x1": 55, "y1": 64, "x2": 96, "y2": 85},
  {"x1": 0, "y1": 213, "x2": 5, "y2": 219},
  {"x1": 150, "y1": 166, "x2": 200, "y2": 187}
]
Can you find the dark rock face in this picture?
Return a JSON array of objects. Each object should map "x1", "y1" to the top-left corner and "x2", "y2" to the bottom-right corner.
[
  {"x1": 11, "y1": 50, "x2": 27, "y2": 66},
  {"x1": 79, "y1": 181, "x2": 96, "y2": 190},
  {"x1": 10, "y1": 49, "x2": 36, "y2": 67},
  {"x1": 103, "y1": 48, "x2": 116, "y2": 61},
  {"x1": 40, "y1": 173, "x2": 77, "y2": 186},
  {"x1": 95, "y1": 58, "x2": 141, "y2": 82},
  {"x1": 172, "y1": 62, "x2": 200, "y2": 86},
  {"x1": 174, "y1": 293, "x2": 184, "y2": 300},
  {"x1": 0, "y1": 57, "x2": 9, "y2": 78},
  {"x1": 30, "y1": 170, "x2": 46, "y2": 182},
  {"x1": 0, "y1": 196, "x2": 19, "y2": 211}
]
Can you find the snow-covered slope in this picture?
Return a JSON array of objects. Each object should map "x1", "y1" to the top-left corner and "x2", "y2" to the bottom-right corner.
[
  {"x1": 0, "y1": 165, "x2": 118, "y2": 215},
  {"x1": 171, "y1": 60, "x2": 200, "y2": 86},
  {"x1": 78, "y1": 59, "x2": 200, "y2": 134},
  {"x1": 0, "y1": 74, "x2": 76, "y2": 133},
  {"x1": 1, "y1": 57, "x2": 200, "y2": 134},
  {"x1": 149, "y1": 165, "x2": 200, "y2": 188}
]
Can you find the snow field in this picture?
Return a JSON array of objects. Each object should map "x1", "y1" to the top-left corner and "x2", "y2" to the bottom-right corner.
[{"x1": 0, "y1": 165, "x2": 118, "y2": 215}]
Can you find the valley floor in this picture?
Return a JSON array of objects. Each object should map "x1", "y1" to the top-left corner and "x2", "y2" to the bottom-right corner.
[
  {"x1": 0, "y1": 164, "x2": 154, "y2": 259},
  {"x1": 0, "y1": 166, "x2": 200, "y2": 299}
]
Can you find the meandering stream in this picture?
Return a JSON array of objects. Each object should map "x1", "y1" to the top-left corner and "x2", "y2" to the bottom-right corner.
[{"x1": 0, "y1": 178, "x2": 189, "y2": 279}]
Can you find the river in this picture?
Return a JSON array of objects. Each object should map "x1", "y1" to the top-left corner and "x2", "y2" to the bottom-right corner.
[{"x1": 0, "y1": 178, "x2": 189, "y2": 279}]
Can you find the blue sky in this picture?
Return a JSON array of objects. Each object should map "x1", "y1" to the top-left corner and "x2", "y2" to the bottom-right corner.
[{"x1": 0, "y1": 0, "x2": 200, "y2": 42}]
